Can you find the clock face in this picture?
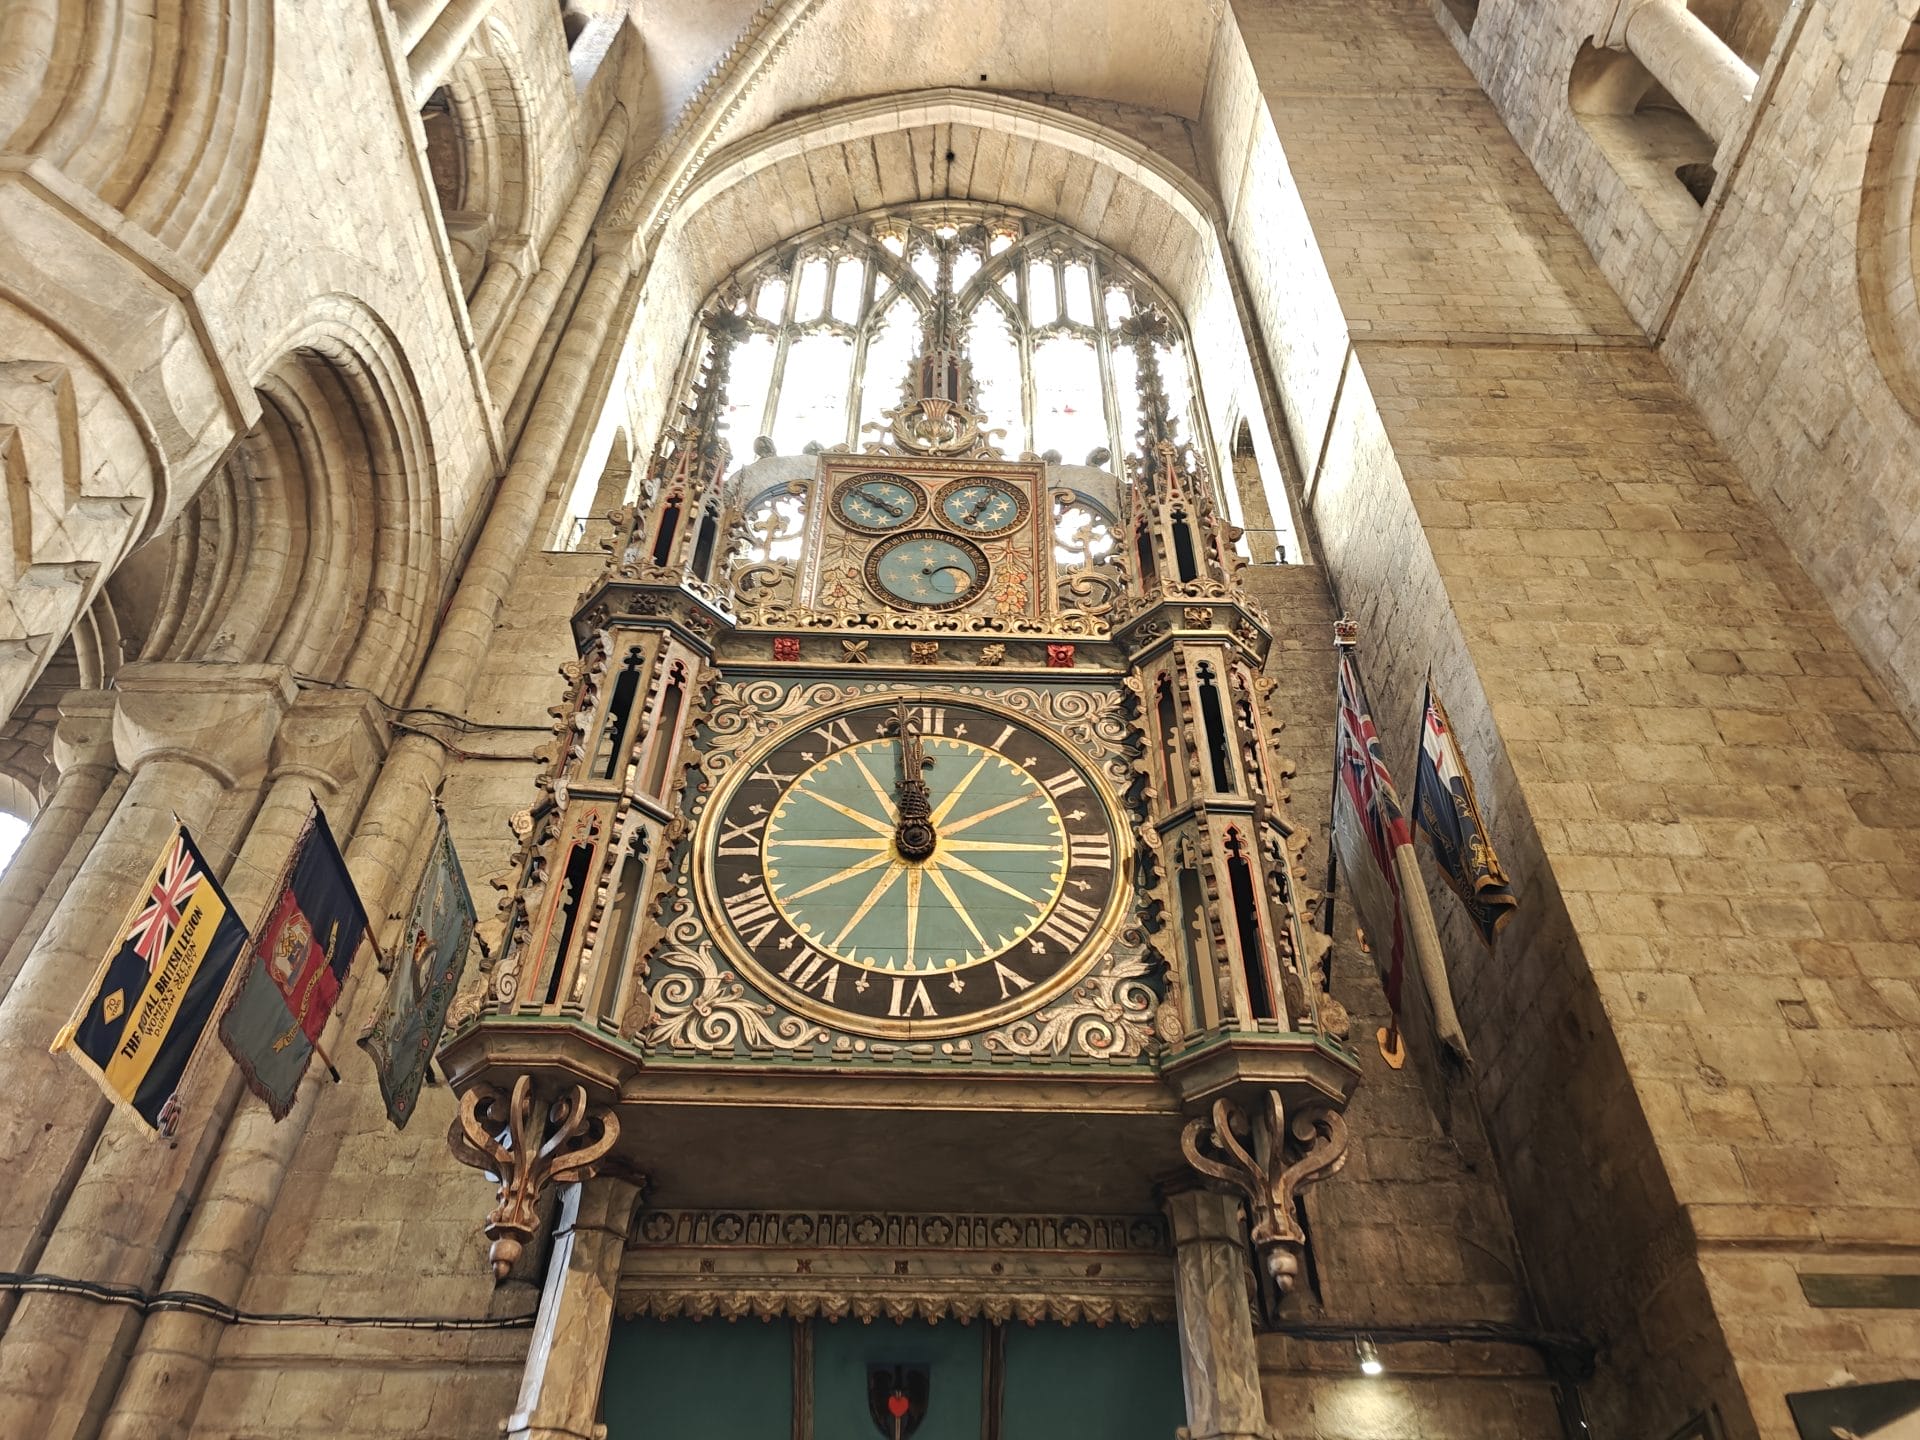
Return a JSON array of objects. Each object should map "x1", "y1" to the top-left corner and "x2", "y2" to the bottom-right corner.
[
  {"x1": 697, "y1": 698, "x2": 1129, "y2": 1036},
  {"x1": 867, "y1": 531, "x2": 990, "y2": 610},
  {"x1": 937, "y1": 477, "x2": 1029, "y2": 536},
  {"x1": 833, "y1": 472, "x2": 926, "y2": 534}
]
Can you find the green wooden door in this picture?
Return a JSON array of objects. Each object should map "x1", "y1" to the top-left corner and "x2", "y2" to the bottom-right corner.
[
  {"x1": 603, "y1": 1317, "x2": 794, "y2": 1438},
  {"x1": 1001, "y1": 1321, "x2": 1185, "y2": 1440},
  {"x1": 602, "y1": 1316, "x2": 1185, "y2": 1438}
]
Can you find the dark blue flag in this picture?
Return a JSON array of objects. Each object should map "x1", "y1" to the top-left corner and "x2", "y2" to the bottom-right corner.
[
  {"x1": 53, "y1": 828, "x2": 248, "y2": 1131},
  {"x1": 218, "y1": 804, "x2": 372, "y2": 1119},
  {"x1": 1413, "y1": 682, "x2": 1517, "y2": 947}
]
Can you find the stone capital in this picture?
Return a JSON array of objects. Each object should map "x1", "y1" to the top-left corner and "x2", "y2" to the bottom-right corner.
[
  {"x1": 50, "y1": 693, "x2": 117, "y2": 777},
  {"x1": 490, "y1": 234, "x2": 538, "y2": 276},
  {"x1": 111, "y1": 662, "x2": 299, "y2": 787},
  {"x1": 1165, "y1": 1187, "x2": 1248, "y2": 1250},
  {"x1": 268, "y1": 688, "x2": 391, "y2": 795}
]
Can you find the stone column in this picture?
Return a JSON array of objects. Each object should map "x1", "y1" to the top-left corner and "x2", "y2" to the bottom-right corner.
[
  {"x1": 484, "y1": 104, "x2": 630, "y2": 413},
  {"x1": 0, "y1": 693, "x2": 115, "y2": 965},
  {"x1": 9, "y1": 689, "x2": 388, "y2": 1440},
  {"x1": 409, "y1": 0, "x2": 496, "y2": 104},
  {"x1": 0, "y1": 663, "x2": 292, "y2": 1328},
  {"x1": 393, "y1": 0, "x2": 454, "y2": 53},
  {"x1": 505, "y1": 1174, "x2": 643, "y2": 1440},
  {"x1": 1616, "y1": 0, "x2": 1756, "y2": 150},
  {"x1": 467, "y1": 234, "x2": 535, "y2": 359},
  {"x1": 1166, "y1": 1189, "x2": 1269, "y2": 1440}
]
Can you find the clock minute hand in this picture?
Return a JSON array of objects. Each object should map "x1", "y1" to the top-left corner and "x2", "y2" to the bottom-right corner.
[{"x1": 889, "y1": 699, "x2": 937, "y2": 861}]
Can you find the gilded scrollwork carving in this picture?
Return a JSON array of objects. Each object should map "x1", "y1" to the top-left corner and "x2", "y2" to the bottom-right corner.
[
  {"x1": 446, "y1": 1074, "x2": 622, "y2": 1278},
  {"x1": 1180, "y1": 1091, "x2": 1350, "y2": 1294},
  {"x1": 979, "y1": 933, "x2": 1158, "y2": 1059}
]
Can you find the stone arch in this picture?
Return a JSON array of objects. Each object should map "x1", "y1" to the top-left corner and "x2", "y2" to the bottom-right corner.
[
  {"x1": 0, "y1": 0, "x2": 273, "y2": 267},
  {"x1": 122, "y1": 296, "x2": 438, "y2": 702},
  {"x1": 423, "y1": 24, "x2": 539, "y2": 303},
  {"x1": 620, "y1": 90, "x2": 1258, "y2": 516},
  {"x1": 1857, "y1": 4, "x2": 1920, "y2": 424}
]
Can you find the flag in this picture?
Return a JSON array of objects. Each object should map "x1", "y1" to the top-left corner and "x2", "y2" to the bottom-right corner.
[
  {"x1": 51, "y1": 828, "x2": 248, "y2": 1131},
  {"x1": 218, "y1": 803, "x2": 371, "y2": 1119},
  {"x1": 1414, "y1": 681, "x2": 1518, "y2": 947},
  {"x1": 1330, "y1": 650, "x2": 1470, "y2": 1062},
  {"x1": 357, "y1": 810, "x2": 476, "y2": 1128}
]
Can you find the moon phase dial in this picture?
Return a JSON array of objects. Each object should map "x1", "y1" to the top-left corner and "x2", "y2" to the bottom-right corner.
[
  {"x1": 696, "y1": 698, "x2": 1129, "y2": 1037},
  {"x1": 866, "y1": 530, "x2": 991, "y2": 611},
  {"x1": 832, "y1": 472, "x2": 927, "y2": 534},
  {"x1": 936, "y1": 477, "x2": 1029, "y2": 536}
]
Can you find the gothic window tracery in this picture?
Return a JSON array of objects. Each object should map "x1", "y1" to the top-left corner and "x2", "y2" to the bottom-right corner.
[{"x1": 689, "y1": 205, "x2": 1205, "y2": 471}]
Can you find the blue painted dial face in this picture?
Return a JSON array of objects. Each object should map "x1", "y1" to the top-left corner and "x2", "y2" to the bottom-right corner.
[
  {"x1": 833, "y1": 473, "x2": 925, "y2": 533},
  {"x1": 937, "y1": 478, "x2": 1027, "y2": 536},
  {"x1": 699, "y1": 699, "x2": 1127, "y2": 1037},
  {"x1": 867, "y1": 531, "x2": 989, "y2": 611}
]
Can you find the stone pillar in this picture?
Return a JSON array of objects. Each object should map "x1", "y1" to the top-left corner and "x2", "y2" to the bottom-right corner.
[
  {"x1": 0, "y1": 693, "x2": 114, "y2": 963},
  {"x1": 393, "y1": 0, "x2": 454, "y2": 53},
  {"x1": 467, "y1": 234, "x2": 535, "y2": 358},
  {"x1": 484, "y1": 104, "x2": 630, "y2": 413},
  {"x1": 1617, "y1": 0, "x2": 1756, "y2": 149},
  {"x1": 409, "y1": 0, "x2": 496, "y2": 104},
  {"x1": 9, "y1": 689, "x2": 388, "y2": 1440},
  {"x1": 0, "y1": 663, "x2": 292, "y2": 1324},
  {"x1": 0, "y1": 666, "x2": 295, "y2": 1429},
  {"x1": 1166, "y1": 1189, "x2": 1269, "y2": 1440},
  {"x1": 505, "y1": 1174, "x2": 643, "y2": 1440}
]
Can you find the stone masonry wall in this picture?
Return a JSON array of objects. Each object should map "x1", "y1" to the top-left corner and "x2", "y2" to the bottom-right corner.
[
  {"x1": 1213, "y1": 2, "x2": 1920, "y2": 1437},
  {"x1": 1245, "y1": 564, "x2": 1566, "y2": 1439},
  {"x1": 188, "y1": 548, "x2": 602, "y2": 1439},
  {"x1": 1447, "y1": 0, "x2": 1920, "y2": 740}
]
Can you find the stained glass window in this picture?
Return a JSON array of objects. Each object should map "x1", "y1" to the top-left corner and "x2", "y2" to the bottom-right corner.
[{"x1": 680, "y1": 204, "x2": 1208, "y2": 468}]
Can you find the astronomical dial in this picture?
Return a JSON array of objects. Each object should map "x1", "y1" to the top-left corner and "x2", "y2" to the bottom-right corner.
[
  {"x1": 866, "y1": 531, "x2": 990, "y2": 611},
  {"x1": 832, "y1": 472, "x2": 927, "y2": 534},
  {"x1": 696, "y1": 697, "x2": 1129, "y2": 1036},
  {"x1": 936, "y1": 477, "x2": 1029, "y2": 536}
]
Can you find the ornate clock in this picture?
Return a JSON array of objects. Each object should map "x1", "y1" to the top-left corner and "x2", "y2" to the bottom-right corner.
[{"x1": 695, "y1": 695, "x2": 1131, "y2": 1037}]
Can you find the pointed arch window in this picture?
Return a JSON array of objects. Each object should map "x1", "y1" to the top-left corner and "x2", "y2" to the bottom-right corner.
[{"x1": 677, "y1": 204, "x2": 1209, "y2": 469}]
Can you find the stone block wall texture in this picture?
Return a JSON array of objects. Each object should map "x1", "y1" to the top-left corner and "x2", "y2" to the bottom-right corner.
[
  {"x1": 1246, "y1": 563, "x2": 1565, "y2": 1438},
  {"x1": 1216, "y1": 1, "x2": 1920, "y2": 1437},
  {"x1": 187, "y1": 550, "x2": 601, "y2": 1438},
  {"x1": 1450, "y1": 0, "x2": 1920, "y2": 739}
]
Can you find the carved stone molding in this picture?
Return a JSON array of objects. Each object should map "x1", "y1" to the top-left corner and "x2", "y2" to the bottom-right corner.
[
  {"x1": 110, "y1": 662, "x2": 299, "y2": 788},
  {"x1": 1180, "y1": 1090, "x2": 1350, "y2": 1294},
  {"x1": 447, "y1": 1074, "x2": 621, "y2": 1278},
  {"x1": 620, "y1": 1208, "x2": 1175, "y2": 1327}
]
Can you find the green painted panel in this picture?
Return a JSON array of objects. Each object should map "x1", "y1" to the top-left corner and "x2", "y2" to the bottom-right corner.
[
  {"x1": 602, "y1": 1317, "x2": 793, "y2": 1439},
  {"x1": 813, "y1": 1319, "x2": 984, "y2": 1440},
  {"x1": 1001, "y1": 1322, "x2": 1185, "y2": 1440}
]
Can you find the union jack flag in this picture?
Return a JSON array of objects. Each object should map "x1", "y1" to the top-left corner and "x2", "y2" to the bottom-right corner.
[
  {"x1": 1331, "y1": 652, "x2": 1415, "y2": 1011},
  {"x1": 129, "y1": 837, "x2": 201, "y2": 969}
]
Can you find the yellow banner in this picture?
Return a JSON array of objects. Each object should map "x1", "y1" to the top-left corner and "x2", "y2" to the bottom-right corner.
[{"x1": 98, "y1": 879, "x2": 229, "y2": 1103}]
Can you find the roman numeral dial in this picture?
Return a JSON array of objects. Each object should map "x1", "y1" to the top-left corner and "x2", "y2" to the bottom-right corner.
[{"x1": 697, "y1": 698, "x2": 1129, "y2": 1037}]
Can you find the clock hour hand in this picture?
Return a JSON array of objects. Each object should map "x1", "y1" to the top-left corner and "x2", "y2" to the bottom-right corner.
[
  {"x1": 859, "y1": 485, "x2": 905, "y2": 519},
  {"x1": 888, "y1": 699, "x2": 937, "y2": 861}
]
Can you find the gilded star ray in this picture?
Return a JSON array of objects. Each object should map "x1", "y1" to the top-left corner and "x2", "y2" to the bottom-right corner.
[
  {"x1": 780, "y1": 848, "x2": 896, "y2": 902},
  {"x1": 830, "y1": 859, "x2": 905, "y2": 948},
  {"x1": 923, "y1": 860, "x2": 989, "y2": 955},
  {"x1": 928, "y1": 752, "x2": 992, "y2": 826}
]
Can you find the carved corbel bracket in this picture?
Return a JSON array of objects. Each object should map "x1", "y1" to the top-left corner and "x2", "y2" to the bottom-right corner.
[
  {"x1": 447, "y1": 1074, "x2": 621, "y2": 1279},
  {"x1": 1179, "y1": 1090, "x2": 1350, "y2": 1294}
]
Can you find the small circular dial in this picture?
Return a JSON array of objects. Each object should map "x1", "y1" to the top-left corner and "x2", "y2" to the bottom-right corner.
[
  {"x1": 697, "y1": 698, "x2": 1129, "y2": 1036},
  {"x1": 867, "y1": 531, "x2": 990, "y2": 611},
  {"x1": 937, "y1": 477, "x2": 1029, "y2": 536},
  {"x1": 833, "y1": 472, "x2": 926, "y2": 534}
]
